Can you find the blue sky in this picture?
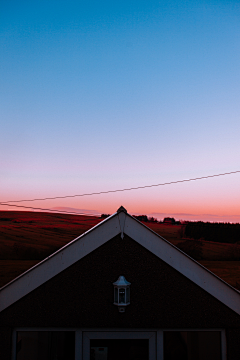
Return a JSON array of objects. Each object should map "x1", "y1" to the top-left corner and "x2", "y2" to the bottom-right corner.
[{"x1": 1, "y1": 0, "x2": 240, "y2": 220}]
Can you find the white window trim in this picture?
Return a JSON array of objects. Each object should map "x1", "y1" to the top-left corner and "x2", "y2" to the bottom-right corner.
[
  {"x1": 83, "y1": 331, "x2": 156, "y2": 360},
  {"x1": 12, "y1": 328, "x2": 226, "y2": 360}
]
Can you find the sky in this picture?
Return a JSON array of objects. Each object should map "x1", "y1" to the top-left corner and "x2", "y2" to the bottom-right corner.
[{"x1": 1, "y1": 0, "x2": 240, "y2": 221}]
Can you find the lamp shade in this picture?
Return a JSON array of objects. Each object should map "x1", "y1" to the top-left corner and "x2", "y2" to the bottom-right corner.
[{"x1": 113, "y1": 276, "x2": 131, "y2": 312}]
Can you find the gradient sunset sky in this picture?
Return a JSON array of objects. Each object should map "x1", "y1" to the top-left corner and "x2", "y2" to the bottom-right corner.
[{"x1": 1, "y1": 0, "x2": 240, "y2": 221}]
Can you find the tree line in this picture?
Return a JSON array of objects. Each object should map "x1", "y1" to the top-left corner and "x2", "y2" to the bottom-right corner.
[{"x1": 183, "y1": 221, "x2": 240, "y2": 244}]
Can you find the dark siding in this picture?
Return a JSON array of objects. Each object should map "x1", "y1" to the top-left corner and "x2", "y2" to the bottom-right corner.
[
  {"x1": 0, "y1": 327, "x2": 12, "y2": 359},
  {"x1": 1, "y1": 234, "x2": 240, "y2": 358},
  {"x1": 226, "y1": 328, "x2": 240, "y2": 360}
]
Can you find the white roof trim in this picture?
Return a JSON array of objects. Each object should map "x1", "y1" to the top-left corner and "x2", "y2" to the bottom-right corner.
[{"x1": 0, "y1": 210, "x2": 240, "y2": 315}]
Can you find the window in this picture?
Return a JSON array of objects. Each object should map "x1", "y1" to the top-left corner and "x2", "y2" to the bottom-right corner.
[
  {"x1": 14, "y1": 329, "x2": 225, "y2": 360},
  {"x1": 163, "y1": 331, "x2": 222, "y2": 360},
  {"x1": 90, "y1": 339, "x2": 148, "y2": 360},
  {"x1": 83, "y1": 331, "x2": 155, "y2": 360},
  {"x1": 16, "y1": 331, "x2": 75, "y2": 360}
]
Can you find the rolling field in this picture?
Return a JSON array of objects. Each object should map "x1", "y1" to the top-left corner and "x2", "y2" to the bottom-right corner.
[
  {"x1": 199, "y1": 261, "x2": 240, "y2": 289},
  {"x1": 0, "y1": 260, "x2": 39, "y2": 288},
  {"x1": 0, "y1": 211, "x2": 102, "y2": 260},
  {"x1": 0, "y1": 211, "x2": 240, "y2": 290}
]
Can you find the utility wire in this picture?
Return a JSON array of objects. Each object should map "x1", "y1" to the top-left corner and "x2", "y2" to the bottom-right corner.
[
  {"x1": 0, "y1": 202, "x2": 100, "y2": 217},
  {"x1": 1, "y1": 170, "x2": 240, "y2": 204}
]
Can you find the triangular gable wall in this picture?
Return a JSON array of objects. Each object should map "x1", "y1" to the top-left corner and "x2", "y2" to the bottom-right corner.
[{"x1": 0, "y1": 208, "x2": 240, "y2": 315}]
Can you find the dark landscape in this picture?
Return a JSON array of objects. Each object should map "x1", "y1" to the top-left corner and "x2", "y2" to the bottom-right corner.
[{"x1": 0, "y1": 211, "x2": 240, "y2": 290}]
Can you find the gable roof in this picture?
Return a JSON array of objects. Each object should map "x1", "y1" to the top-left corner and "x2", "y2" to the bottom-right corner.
[{"x1": 0, "y1": 206, "x2": 240, "y2": 315}]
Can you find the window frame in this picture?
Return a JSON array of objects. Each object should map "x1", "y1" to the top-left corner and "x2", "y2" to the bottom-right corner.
[
  {"x1": 83, "y1": 331, "x2": 156, "y2": 360},
  {"x1": 12, "y1": 328, "x2": 226, "y2": 360}
]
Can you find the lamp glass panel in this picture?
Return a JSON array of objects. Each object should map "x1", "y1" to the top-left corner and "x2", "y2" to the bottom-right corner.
[{"x1": 119, "y1": 288, "x2": 125, "y2": 304}]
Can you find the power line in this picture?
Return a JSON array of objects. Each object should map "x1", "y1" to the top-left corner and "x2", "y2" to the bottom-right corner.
[
  {"x1": 0, "y1": 202, "x2": 99, "y2": 217},
  {"x1": 1, "y1": 170, "x2": 240, "y2": 204}
]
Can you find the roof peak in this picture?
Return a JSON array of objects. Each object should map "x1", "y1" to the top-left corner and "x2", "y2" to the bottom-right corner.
[{"x1": 117, "y1": 206, "x2": 127, "y2": 213}]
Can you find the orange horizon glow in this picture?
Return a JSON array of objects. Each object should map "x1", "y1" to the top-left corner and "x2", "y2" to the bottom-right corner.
[
  {"x1": 1, "y1": 171, "x2": 240, "y2": 223},
  {"x1": 1, "y1": 203, "x2": 240, "y2": 223}
]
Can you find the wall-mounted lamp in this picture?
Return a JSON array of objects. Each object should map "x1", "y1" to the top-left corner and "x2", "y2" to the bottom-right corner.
[{"x1": 113, "y1": 276, "x2": 131, "y2": 313}]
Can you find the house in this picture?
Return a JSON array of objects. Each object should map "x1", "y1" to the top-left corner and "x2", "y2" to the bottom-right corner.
[
  {"x1": 163, "y1": 217, "x2": 176, "y2": 225},
  {"x1": 0, "y1": 206, "x2": 240, "y2": 360}
]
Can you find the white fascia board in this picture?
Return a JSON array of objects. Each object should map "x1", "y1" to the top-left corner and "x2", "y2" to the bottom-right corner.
[
  {"x1": 0, "y1": 213, "x2": 121, "y2": 313},
  {"x1": 124, "y1": 214, "x2": 240, "y2": 316}
]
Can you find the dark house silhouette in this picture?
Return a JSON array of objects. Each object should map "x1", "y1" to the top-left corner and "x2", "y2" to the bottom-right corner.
[
  {"x1": 0, "y1": 206, "x2": 240, "y2": 360},
  {"x1": 163, "y1": 217, "x2": 176, "y2": 224}
]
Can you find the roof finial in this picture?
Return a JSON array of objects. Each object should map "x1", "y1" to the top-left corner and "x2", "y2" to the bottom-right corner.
[{"x1": 117, "y1": 206, "x2": 127, "y2": 213}]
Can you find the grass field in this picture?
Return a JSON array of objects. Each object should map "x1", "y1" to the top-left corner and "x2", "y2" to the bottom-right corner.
[
  {"x1": 0, "y1": 211, "x2": 102, "y2": 260},
  {"x1": 199, "y1": 261, "x2": 240, "y2": 289},
  {"x1": 138, "y1": 222, "x2": 240, "y2": 261},
  {"x1": 1, "y1": 211, "x2": 240, "y2": 290},
  {"x1": 0, "y1": 260, "x2": 39, "y2": 288}
]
